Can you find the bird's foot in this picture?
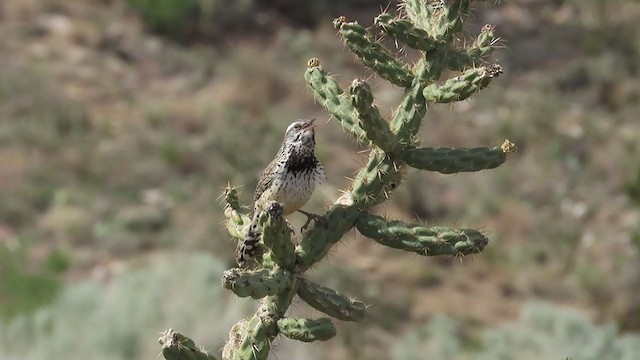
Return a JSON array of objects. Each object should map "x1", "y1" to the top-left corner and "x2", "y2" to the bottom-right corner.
[{"x1": 298, "y1": 209, "x2": 327, "y2": 233}]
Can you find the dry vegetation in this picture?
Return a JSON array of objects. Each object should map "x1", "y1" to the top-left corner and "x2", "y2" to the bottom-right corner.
[{"x1": 1, "y1": 0, "x2": 640, "y2": 359}]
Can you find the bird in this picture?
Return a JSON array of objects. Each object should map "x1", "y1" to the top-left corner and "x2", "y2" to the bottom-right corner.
[{"x1": 236, "y1": 119, "x2": 326, "y2": 266}]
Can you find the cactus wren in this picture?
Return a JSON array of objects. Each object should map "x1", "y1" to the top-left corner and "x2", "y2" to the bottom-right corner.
[{"x1": 236, "y1": 119, "x2": 325, "y2": 266}]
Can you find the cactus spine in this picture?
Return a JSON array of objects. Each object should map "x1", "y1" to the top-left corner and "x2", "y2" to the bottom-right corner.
[{"x1": 161, "y1": 1, "x2": 514, "y2": 359}]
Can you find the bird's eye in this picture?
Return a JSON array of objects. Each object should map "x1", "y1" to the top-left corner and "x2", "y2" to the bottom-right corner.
[{"x1": 294, "y1": 124, "x2": 301, "y2": 129}]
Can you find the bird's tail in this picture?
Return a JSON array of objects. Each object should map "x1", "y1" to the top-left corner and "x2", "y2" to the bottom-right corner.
[{"x1": 235, "y1": 211, "x2": 262, "y2": 266}]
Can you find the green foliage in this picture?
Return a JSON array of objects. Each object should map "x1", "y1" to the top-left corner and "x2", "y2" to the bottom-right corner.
[
  {"x1": 127, "y1": 0, "x2": 393, "y2": 41},
  {"x1": 0, "y1": 254, "x2": 251, "y2": 360},
  {"x1": 128, "y1": 0, "x2": 199, "y2": 38},
  {"x1": 159, "y1": 329, "x2": 218, "y2": 360},
  {"x1": 0, "y1": 246, "x2": 61, "y2": 320},
  {"x1": 276, "y1": 317, "x2": 336, "y2": 342},
  {"x1": 392, "y1": 303, "x2": 640, "y2": 360},
  {"x1": 127, "y1": 0, "x2": 256, "y2": 41}
]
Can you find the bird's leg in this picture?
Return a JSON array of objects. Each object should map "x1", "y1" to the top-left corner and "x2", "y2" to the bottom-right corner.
[{"x1": 298, "y1": 209, "x2": 327, "y2": 233}]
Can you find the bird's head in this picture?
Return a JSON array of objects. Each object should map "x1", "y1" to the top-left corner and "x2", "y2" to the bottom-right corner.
[{"x1": 283, "y1": 118, "x2": 316, "y2": 150}]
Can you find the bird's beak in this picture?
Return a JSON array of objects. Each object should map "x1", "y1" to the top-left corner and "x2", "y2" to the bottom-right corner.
[{"x1": 302, "y1": 118, "x2": 316, "y2": 130}]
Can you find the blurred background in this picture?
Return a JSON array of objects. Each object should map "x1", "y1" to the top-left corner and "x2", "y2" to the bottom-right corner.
[{"x1": 1, "y1": 0, "x2": 639, "y2": 359}]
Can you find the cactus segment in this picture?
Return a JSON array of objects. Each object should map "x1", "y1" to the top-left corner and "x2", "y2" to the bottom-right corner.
[
  {"x1": 224, "y1": 217, "x2": 246, "y2": 241},
  {"x1": 222, "y1": 268, "x2": 292, "y2": 299},
  {"x1": 350, "y1": 151, "x2": 402, "y2": 207},
  {"x1": 159, "y1": 329, "x2": 218, "y2": 360},
  {"x1": 295, "y1": 205, "x2": 361, "y2": 270},
  {"x1": 297, "y1": 278, "x2": 366, "y2": 321},
  {"x1": 276, "y1": 317, "x2": 337, "y2": 342},
  {"x1": 259, "y1": 202, "x2": 296, "y2": 269},
  {"x1": 334, "y1": 17, "x2": 414, "y2": 88},
  {"x1": 228, "y1": 315, "x2": 274, "y2": 360},
  {"x1": 223, "y1": 185, "x2": 241, "y2": 211},
  {"x1": 349, "y1": 79, "x2": 398, "y2": 152},
  {"x1": 375, "y1": 13, "x2": 438, "y2": 52},
  {"x1": 423, "y1": 64, "x2": 503, "y2": 103},
  {"x1": 356, "y1": 214, "x2": 489, "y2": 256},
  {"x1": 390, "y1": 79, "x2": 428, "y2": 144},
  {"x1": 435, "y1": 0, "x2": 471, "y2": 41},
  {"x1": 402, "y1": 0, "x2": 437, "y2": 32},
  {"x1": 260, "y1": 275, "x2": 299, "y2": 315},
  {"x1": 401, "y1": 146, "x2": 507, "y2": 174},
  {"x1": 390, "y1": 54, "x2": 448, "y2": 143},
  {"x1": 448, "y1": 24, "x2": 498, "y2": 70},
  {"x1": 304, "y1": 63, "x2": 368, "y2": 141},
  {"x1": 223, "y1": 186, "x2": 250, "y2": 241},
  {"x1": 356, "y1": 213, "x2": 488, "y2": 256},
  {"x1": 206, "y1": 1, "x2": 509, "y2": 358}
]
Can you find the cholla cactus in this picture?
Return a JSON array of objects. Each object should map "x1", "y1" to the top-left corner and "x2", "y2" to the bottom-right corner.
[{"x1": 161, "y1": 1, "x2": 515, "y2": 359}]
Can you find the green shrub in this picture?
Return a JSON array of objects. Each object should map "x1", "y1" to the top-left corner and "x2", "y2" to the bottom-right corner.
[
  {"x1": 392, "y1": 303, "x2": 640, "y2": 360},
  {"x1": 127, "y1": 0, "x2": 255, "y2": 41},
  {"x1": 0, "y1": 246, "x2": 61, "y2": 320},
  {"x1": 0, "y1": 254, "x2": 253, "y2": 360}
]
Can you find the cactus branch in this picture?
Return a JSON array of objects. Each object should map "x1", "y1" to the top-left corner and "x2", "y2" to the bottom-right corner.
[
  {"x1": 334, "y1": 17, "x2": 414, "y2": 88},
  {"x1": 401, "y1": 144, "x2": 513, "y2": 174},
  {"x1": 259, "y1": 201, "x2": 296, "y2": 268},
  {"x1": 224, "y1": 314, "x2": 274, "y2": 360},
  {"x1": 356, "y1": 213, "x2": 488, "y2": 256},
  {"x1": 162, "y1": 2, "x2": 513, "y2": 359},
  {"x1": 304, "y1": 60, "x2": 368, "y2": 141},
  {"x1": 159, "y1": 329, "x2": 218, "y2": 360},
  {"x1": 423, "y1": 64, "x2": 503, "y2": 103},
  {"x1": 223, "y1": 186, "x2": 250, "y2": 242},
  {"x1": 297, "y1": 277, "x2": 367, "y2": 321},
  {"x1": 349, "y1": 78, "x2": 399, "y2": 152},
  {"x1": 222, "y1": 268, "x2": 293, "y2": 299},
  {"x1": 276, "y1": 317, "x2": 337, "y2": 342},
  {"x1": 375, "y1": 13, "x2": 439, "y2": 52},
  {"x1": 448, "y1": 23, "x2": 499, "y2": 70}
]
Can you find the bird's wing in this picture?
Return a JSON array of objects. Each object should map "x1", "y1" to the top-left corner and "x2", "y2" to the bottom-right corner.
[{"x1": 253, "y1": 157, "x2": 278, "y2": 203}]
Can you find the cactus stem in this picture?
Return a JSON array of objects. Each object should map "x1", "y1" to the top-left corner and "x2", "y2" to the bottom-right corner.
[{"x1": 199, "y1": 2, "x2": 510, "y2": 359}]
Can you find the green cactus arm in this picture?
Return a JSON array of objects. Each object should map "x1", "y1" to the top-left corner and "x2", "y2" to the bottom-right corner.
[
  {"x1": 296, "y1": 278, "x2": 366, "y2": 322},
  {"x1": 259, "y1": 201, "x2": 296, "y2": 269},
  {"x1": 223, "y1": 186, "x2": 250, "y2": 242},
  {"x1": 349, "y1": 78, "x2": 399, "y2": 152},
  {"x1": 401, "y1": 141, "x2": 516, "y2": 174},
  {"x1": 390, "y1": 53, "x2": 449, "y2": 144},
  {"x1": 224, "y1": 315, "x2": 274, "y2": 360},
  {"x1": 295, "y1": 205, "x2": 361, "y2": 270},
  {"x1": 389, "y1": 80, "x2": 428, "y2": 145},
  {"x1": 224, "y1": 211, "x2": 247, "y2": 241},
  {"x1": 223, "y1": 184, "x2": 242, "y2": 210},
  {"x1": 221, "y1": 268, "x2": 293, "y2": 299},
  {"x1": 158, "y1": 329, "x2": 218, "y2": 360},
  {"x1": 401, "y1": 0, "x2": 438, "y2": 33},
  {"x1": 434, "y1": 0, "x2": 471, "y2": 41},
  {"x1": 276, "y1": 317, "x2": 336, "y2": 342},
  {"x1": 304, "y1": 59, "x2": 368, "y2": 142},
  {"x1": 349, "y1": 151, "x2": 403, "y2": 211},
  {"x1": 448, "y1": 24, "x2": 499, "y2": 71},
  {"x1": 356, "y1": 213, "x2": 488, "y2": 256},
  {"x1": 224, "y1": 283, "x2": 298, "y2": 360},
  {"x1": 374, "y1": 13, "x2": 439, "y2": 52},
  {"x1": 423, "y1": 63, "x2": 503, "y2": 103},
  {"x1": 334, "y1": 17, "x2": 414, "y2": 88}
]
